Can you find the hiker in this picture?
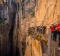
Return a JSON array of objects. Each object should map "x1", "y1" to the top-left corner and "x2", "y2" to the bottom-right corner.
[
  {"x1": 50, "y1": 24, "x2": 54, "y2": 40},
  {"x1": 50, "y1": 24, "x2": 57, "y2": 41},
  {"x1": 56, "y1": 24, "x2": 60, "y2": 48},
  {"x1": 53, "y1": 24, "x2": 57, "y2": 42}
]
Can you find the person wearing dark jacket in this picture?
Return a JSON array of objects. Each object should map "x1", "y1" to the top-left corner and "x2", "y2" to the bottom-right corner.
[
  {"x1": 50, "y1": 24, "x2": 54, "y2": 40},
  {"x1": 53, "y1": 25, "x2": 57, "y2": 42},
  {"x1": 56, "y1": 24, "x2": 60, "y2": 49},
  {"x1": 50, "y1": 24, "x2": 57, "y2": 42}
]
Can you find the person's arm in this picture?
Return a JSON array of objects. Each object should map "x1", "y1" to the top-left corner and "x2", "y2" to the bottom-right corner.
[{"x1": 56, "y1": 26, "x2": 60, "y2": 30}]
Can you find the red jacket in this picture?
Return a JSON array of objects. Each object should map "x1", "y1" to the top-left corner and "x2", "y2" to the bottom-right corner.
[
  {"x1": 50, "y1": 26, "x2": 54, "y2": 32},
  {"x1": 56, "y1": 24, "x2": 60, "y2": 32}
]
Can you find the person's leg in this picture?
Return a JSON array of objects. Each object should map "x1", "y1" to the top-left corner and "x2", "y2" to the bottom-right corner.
[
  {"x1": 51, "y1": 32, "x2": 53, "y2": 40},
  {"x1": 54, "y1": 35, "x2": 57, "y2": 42},
  {"x1": 53, "y1": 31, "x2": 57, "y2": 42},
  {"x1": 53, "y1": 32, "x2": 55, "y2": 41},
  {"x1": 55, "y1": 31, "x2": 57, "y2": 42},
  {"x1": 53, "y1": 35, "x2": 56, "y2": 41}
]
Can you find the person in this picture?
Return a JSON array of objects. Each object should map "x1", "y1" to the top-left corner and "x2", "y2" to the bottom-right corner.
[
  {"x1": 50, "y1": 24, "x2": 54, "y2": 40},
  {"x1": 50, "y1": 24, "x2": 57, "y2": 42},
  {"x1": 56, "y1": 24, "x2": 60, "y2": 49},
  {"x1": 53, "y1": 24, "x2": 57, "y2": 42}
]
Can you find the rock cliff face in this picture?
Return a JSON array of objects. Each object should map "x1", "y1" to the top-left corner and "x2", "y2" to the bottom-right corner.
[
  {"x1": 35, "y1": 0, "x2": 60, "y2": 26},
  {"x1": 0, "y1": 0, "x2": 17, "y2": 56},
  {"x1": 0, "y1": 0, "x2": 36, "y2": 56},
  {"x1": 1, "y1": 0, "x2": 60, "y2": 56},
  {"x1": 35, "y1": 0, "x2": 60, "y2": 35},
  {"x1": 13, "y1": 0, "x2": 37, "y2": 56},
  {"x1": 0, "y1": 24, "x2": 11, "y2": 56}
]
